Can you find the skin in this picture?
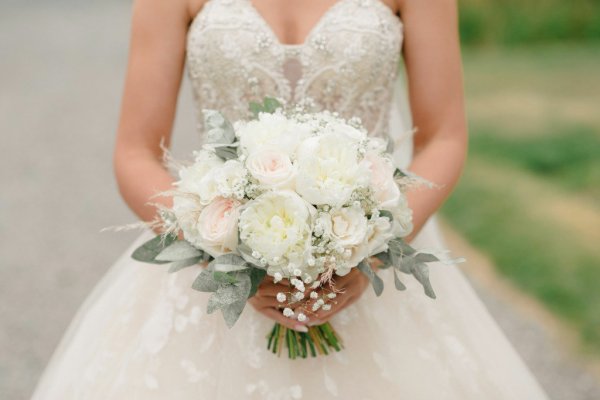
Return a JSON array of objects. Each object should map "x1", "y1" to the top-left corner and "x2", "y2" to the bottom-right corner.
[{"x1": 114, "y1": 0, "x2": 467, "y2": 332}]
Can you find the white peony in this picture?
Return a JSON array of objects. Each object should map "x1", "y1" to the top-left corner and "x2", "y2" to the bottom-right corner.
[
  {"x1": 295, "y1": 132, "x2": 369, "y2": 207},
  {"x1": 191, "y1": 197, "x2": 241, "y2": 257},
  {"x1": 364, "y1": 150, "x2": 401, "y2": 210},
  {"x1": 176, "y1": 150, "x2": 223, "y2": 205},
  {"x1": 245, "y1": 148, "x2": 296, "y2": 190},
  {"x1": 321, "y1": 114, "x2": 367, "y2": 143},
  {"x1": 172, "y1": 194, "x2": 203, "y2": 242},
  {"x1": 235, "y1": 111, "x2": 311, "y2": 157},
  {"x1": 238, "y1": 190, "x2": 314, "y2": 270}
]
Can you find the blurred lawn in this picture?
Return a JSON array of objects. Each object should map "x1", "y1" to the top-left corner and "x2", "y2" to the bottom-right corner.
[{"x1": 441, "y1": 43, "x2": 600, "y2": 351}]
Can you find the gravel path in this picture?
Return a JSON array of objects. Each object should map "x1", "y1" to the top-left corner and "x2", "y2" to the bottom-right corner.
[{"x1": 1, "y1": 1, "x2": 598, "y2": 399}]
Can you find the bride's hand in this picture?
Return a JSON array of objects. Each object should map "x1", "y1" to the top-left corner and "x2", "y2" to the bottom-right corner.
[{"x1": 248, "y1": 268, "x2": 370, "y2": 331}]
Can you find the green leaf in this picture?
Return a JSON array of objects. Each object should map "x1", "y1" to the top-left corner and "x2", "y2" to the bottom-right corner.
[
  {"x1": 415, "y1": 253, "x2": 440, "y2": 263},
  {"x1": 221, "y1": 299, "x2": 247, "y2": 328},
  {"x1": 209, "y1": 254, "x2": 248, "y2": 273},
  {"x1": 214, "y1": 146, "x2": 238, "y2": 160},
  {"x1": 394, "y1": 168, "x2": 408, "y2": 178},
  {"x1": 168, "y1": 256, "x2": 202, "y2": 273},
  {"x1": 393, "y1": 268, "x2": 407, "y2": 291},
  {"x1": 207, "y1": 275, "x2": 251, "y2": 314},
  {"x1": 213, "y1": 271, "x2": 238, "y2": 284},
  {"x1": 131, "y1": 234, "x2": 176, "y2": 264},
  {"x1": 379, "y1": 210, "x2": 394, "y2": 221},
  {"x1": 155, "y1": 241, "x2": 202, "y2": 262},
  {"x1": 373, "y1": 251, "x2": 392, "y2": 269},
  {"x1": 262, "y1": 97, "x2": 282, "y2": 113},
  {"x1": 248, "y1": 268, "x2": 267, "y2": 298},
  {"x1": 396, "y1": 254, "x2": 416, "y2": 274},
  {"x1": 249, "y1": 97, "x2": 282, "y2": 117},
  {"x1": 203, "y1": 110, "x2": 235, "y2": 144},
  {"x1": 412, "y1": 262, "x2": 436, "y2": 299},
  {"x1": 191, "y1": 270, "x2": 219, "y2": 292},
  {"x1": 357, "y1": 260, "x2": 384, "y2": 296},
  {"x1": 388, "y1": 238, "x2": 417, "y2": 258}
]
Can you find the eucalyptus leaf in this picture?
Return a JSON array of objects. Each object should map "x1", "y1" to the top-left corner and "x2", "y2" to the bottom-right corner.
[
  {"x1": 393, "y1": 268, "x2": 407, "y2": 291},
  {"x1": 155, "y1": 241, "x2": 202, "y2": 262},
  {"x1": 168, "y1": 256, "x2": 203, "y2": 273},
  {"x1": 373, "y1": 251, "x2": 392, "y2": 269},
  {"x1": 357, "y1": 260, "x2": 384, "y2": 297},
  {"x1": 412, "y1": 262, "x2": 436, "y2": 299},
  {"x1": 202, "y1": 110, "x2": 235, "y2": 144},
  {"x1": 191, "y1": 270, "x2": 219, "y2": 292},
  {"x1": 396, "y1": 254, "x2": 416, "y2": 274},
  {"x1": 209, "y1": 254, "x2": 248, "y2": 273},
  {"x1": 214, "y1": 146, "x2": 238, "y2": 160},
  {"x1": 221, "y1": 299, "x2": 247, "y2": 328},
  {"x1": 132, "y1": 234, "x2": 176, "y2": 264},
  {"x1": 415, "y1": 253, "x2": 440, "y2": 263},
  {"x1": 394, "y1": 168, "x2": 408, "y2": 178},
  {"x1": 213, "y1": 271, "x2": 238, "y2": 284},
  {"x1": 388, "y1": 238, "x2": 417, "y2": 257}
]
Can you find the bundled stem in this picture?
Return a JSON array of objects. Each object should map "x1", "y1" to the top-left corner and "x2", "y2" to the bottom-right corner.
[{"x1": 266, "y1": 322, "x2": 343, "y2": 359}]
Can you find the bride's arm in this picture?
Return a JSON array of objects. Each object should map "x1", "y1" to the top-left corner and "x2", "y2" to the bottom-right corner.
[
  {"x1": 399, "y1": 0, "x2": 468, "y2": 241},
  {"x1": 114, "y1": 0, "x2": 203, "y2": 221}
]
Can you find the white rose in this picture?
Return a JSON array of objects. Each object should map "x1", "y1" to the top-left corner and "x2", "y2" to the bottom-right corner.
[
  {"x1": 323, "y1": 116, "x2": 367, "y2": 143},
  {"x1": 245, "y1": 148, "x2": 296, "y2": 189},
  {"x1": 338, "y1": 245, "x2": 369, "y2": 276},
  {"x1": 296, "y1": 132, "x2": 369, "y2": 207},
  {"x1": 190, "y1": 197, "x2": 241, "y2": 257},
  {"x1": 327, "y1": 205, "x2": 368, "y2": 247},
  {"x1": 239, "y1": 190, "x2": 314, "y2": 267},
  {"x1": 176, "y1": 150, "x2": 223, "y2": 204},
  {"x1": 390, "y1": 193, "x2": 414, "y2": 238},
  {"x1": 364, "y1": 151, "x2": 401, "y2": 210},
  {"x1": 235, "y1": 111, "x2": 311, "y2": 157},
  {"x1": 365, "y1": 215, "x2": 395, "y2": 256},
  {"x1": 211, "y1": 160, "x2": 248, "y2": 199}
]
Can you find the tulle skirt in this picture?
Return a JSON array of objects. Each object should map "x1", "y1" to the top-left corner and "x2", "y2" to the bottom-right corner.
[{"x1": 32, "y1": 217, "x2": 548, "y2": 399}]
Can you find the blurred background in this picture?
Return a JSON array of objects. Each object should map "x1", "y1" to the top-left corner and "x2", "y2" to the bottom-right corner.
[{"x1": 0, "y1": 0, "x2": 599, "y2": 398}]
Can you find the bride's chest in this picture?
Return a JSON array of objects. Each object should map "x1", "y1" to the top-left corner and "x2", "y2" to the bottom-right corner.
[{"x1": 186, "y1": 0, "x2": 403, "y2": 132}]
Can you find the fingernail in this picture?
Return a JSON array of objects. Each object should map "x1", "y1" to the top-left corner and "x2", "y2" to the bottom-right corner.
[{"x1": 294, "y1": 324, "x2": 308, "y2": 333}]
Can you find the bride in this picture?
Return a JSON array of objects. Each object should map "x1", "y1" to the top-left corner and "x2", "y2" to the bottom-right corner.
[{"x1": 33, "y1": 0, "x2": 549, "y2": 398}]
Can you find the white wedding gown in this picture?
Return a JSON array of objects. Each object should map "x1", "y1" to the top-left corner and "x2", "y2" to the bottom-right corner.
[{"x1": 33, "y1": 0, "x2": 549, "y2": 398}]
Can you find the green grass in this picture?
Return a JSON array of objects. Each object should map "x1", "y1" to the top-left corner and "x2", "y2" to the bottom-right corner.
[{"x1": 442, "y1": 43, "x2": 600, "y2": 351}]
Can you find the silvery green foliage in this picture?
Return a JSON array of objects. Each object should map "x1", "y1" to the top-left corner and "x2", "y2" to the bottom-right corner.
[
  {"x1": 357, "y1": 260, "x2": 384, "y2": 296},
  {"x1": 202, "y1": 110, "x2": 238, "y2": 160},
  {"x1": 132, "y1": 234, "x2": 178, "y2": 265},
  {"x1": 203, "y1": 109, "x2": 235, "y2": 145},
  {"x1": 360, "y1": 237, "x2": 440, "y2": 299},
  {"x1": 192, "y1": 255, "x2": 266, "y2": 328}
]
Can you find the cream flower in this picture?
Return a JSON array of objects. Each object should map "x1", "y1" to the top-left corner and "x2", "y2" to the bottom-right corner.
[
  {"x1": 245, "y1": 148, "x2": 296, "y2": 189},
  {"x1": 295, "y1": 132, "x2": 368, "y2": 207},
  {"x1": 327, "y1": 205, "x2": 368, "y2": 247},
  {"x1": 238, "y1": 190, "x2": 314, "y2": 268},
  {"x1": 364, "y1": 151, "x2": 401, "y2": 210},
  {"x1": 365, "y1": 215, "x2": 395, "y2": 256},
  {"x1": 176, "y1": 150, "x2": 224, "y2": 205},
  {"x1": 235, "y1": 111, "x2": 310, "y2": 157},
  {"x1": 390, "y1": 193, "x2": 414, "y2": 238},
  {"x1": 211, "y1": 160, "x2": 248, "y2": 199},
  {"x1": 191, "y1": 197, "x2": 241, "y2": 257}
]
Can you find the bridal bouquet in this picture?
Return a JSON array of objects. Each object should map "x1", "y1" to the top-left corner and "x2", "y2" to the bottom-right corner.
[{"x1": 132, "y1": 98, "x2": 453, "y2": 359}]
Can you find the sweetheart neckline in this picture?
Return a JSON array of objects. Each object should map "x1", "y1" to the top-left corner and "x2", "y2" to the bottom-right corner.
[{"x1": 191, "y1": 0, "x2": 403, "y2": 50}]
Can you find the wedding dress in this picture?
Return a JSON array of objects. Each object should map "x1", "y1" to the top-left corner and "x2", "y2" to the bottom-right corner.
[{"x1": 33, "y1": 0, "x2": 549, "y2": 398}]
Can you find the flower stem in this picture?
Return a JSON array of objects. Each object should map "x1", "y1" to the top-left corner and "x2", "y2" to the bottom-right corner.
[{"x1": 266, "y1": 322, "x2": 343, "y2": 359}]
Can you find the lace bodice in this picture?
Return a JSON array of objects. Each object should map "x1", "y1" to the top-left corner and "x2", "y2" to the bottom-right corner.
[{"x1": 186, "y1": 0, "x2": 403, "y2": 137}]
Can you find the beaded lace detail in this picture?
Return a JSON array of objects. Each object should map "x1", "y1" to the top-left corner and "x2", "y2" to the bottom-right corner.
[{"x1": 186, "y1": 0, "x2": 403, "y2": 137}]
